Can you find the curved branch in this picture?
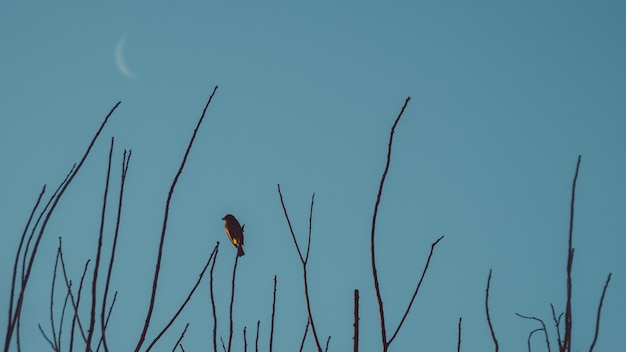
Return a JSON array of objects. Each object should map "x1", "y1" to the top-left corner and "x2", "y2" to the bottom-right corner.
[
  {"x1": 370, "y1": 97, "x2": 410, "y2": 351},
  {"x1": 485, "y1": 269, "x2": 498, "y2": 352},
  {"x1": 135, "y1": 86, "x2": 218, "y2": 352},
  {"x1": 388, "y1": 235, "x2": 444, "y2": 345},
  {"x1": 589, "y1": 273, "x2": 612, "y2": 352}
]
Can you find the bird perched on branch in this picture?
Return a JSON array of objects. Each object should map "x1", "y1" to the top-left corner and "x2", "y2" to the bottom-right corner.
[{"x1": 222, "y1": 214, "x2": 245, "y2": 257}]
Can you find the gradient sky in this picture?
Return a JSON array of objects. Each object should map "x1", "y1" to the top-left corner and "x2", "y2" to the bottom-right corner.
[{"x1": 1, "y1": 1, "x2": 625, "y2": 351}]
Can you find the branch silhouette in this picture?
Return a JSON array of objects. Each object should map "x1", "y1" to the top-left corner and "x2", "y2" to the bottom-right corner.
[
  {"x1": 277, "y1": 185, "x2": 323, "y2": 352},
  {"x1": 135, "y1": 86, "x2": 218, "y2": 352}
]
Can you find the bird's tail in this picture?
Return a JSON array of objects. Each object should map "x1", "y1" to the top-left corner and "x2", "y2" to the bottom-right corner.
[{"x1": 238, "y1": 246, "x2": 245, "y2": 257}]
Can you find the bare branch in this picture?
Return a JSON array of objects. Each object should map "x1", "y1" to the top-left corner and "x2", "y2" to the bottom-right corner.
[
  {"x1": 243, "y1": 327, "x2": 247, "y2": 352},
  {"x1": 210, "y1": 244, "x2": 220, "y2": 352},
  {"x1": 227, "y1": 250, "x2": 241, "y2": 352},
  {"x1": 5, "y1": 100, "x2": 120, "y2": 352},
  {"x1": 276, "y1": 184, "x2": 305, "y2": 264},
  {"x1": 550, "y1": 304, "x2": 563, "y2": 351},
  {"x1": 255, "y1": 320, "x2": 260, "y2": 352},
  {"x1": 370, "y1": 96, "x2": 411, "y2": 352},
  {"x1": 135, "y1": 86, "x2": 218, "y2": 352},
  {"x1": 457, "y1": 317, "x2": 462, "y2": 352},
  {"x1": 7, "y1": 185, "x2": 45, "y2": 338},
  {"x1": 145, "y1": 243, "x2": 219, "y2": 351},
  {"x1": 388, "y1": 235, "x2": 444, "y2": 345},
  {"x1": 276, "y1": 185, "x2": 323, "y2": 352},
  {"x1": 86, "y1": 137, "x2": 115, "y2": 352},
  {"x1": 59, "y1": 242, "x2": 91, "y2": 349},
  {"x1": 298, "y1": 320, "x2": 310, "y2": 352},
  {"x1": 101, "y1": 149, "x2": 131, "y2": 352},
  {"x1": 269, "y1": 276, "x2": 277, "y2": 352},
  {"x1": 171, "y1": 323, "x2": 189, "y2": 352},
  {"x1": 38, "y1": 324, "x2": 56, "y2": 350},
  {"x1": 564, "y1": 155, "x2": 581, "y2": 352},
  {"x1": 526, "y1": 328, "x2": 543, "y2": 352},
  {"x1": 353, "y1": 289, "x2": 359, "y2": 352},
  {"x1": 485, "y1": 269, "x2": 498, "y2": 352},
  {"x1": 589, "y1": 273, "x2": 612, "y2": 352},
  {"x1": 305, "y1": 194, "x2": 314, "y2": 264},
  {"x1": 515, "y1": 313, "x2": 551, "y2": 352}
]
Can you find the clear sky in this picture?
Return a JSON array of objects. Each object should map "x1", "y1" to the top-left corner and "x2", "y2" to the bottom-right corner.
[{"x1": 1, "y1": 1, "x2": 625, "y2": 351}]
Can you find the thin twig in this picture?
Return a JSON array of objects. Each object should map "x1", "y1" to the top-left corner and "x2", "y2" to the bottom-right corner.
[
  {"x1": 96, "y1": 291, "x2": 118, "y2": 352},
  {"x1": 255, "y1": 320, "x2": 260, "y2": 352},
  {"x1": 210, "y1": 243, "x2": 220, "y2": 352},
  {"x1": 101, "y1": 149, "x2": 131, "y2": 352},
  {"x1": 353, "y1": 289, "x2": 359, "y2": 352},
  {"x1": 515, "y1": 313, "x2": 551, "y2": 352},
  {"x1": 59, "y1": 283, "x2": 71, "y2": 351},
  {"x1": 86, "y1": 137, "x2": 115, "y2": 352},
  {"x1": 171, "y1": 323, "x2": 189, "y2": 352},
  {"x1": 145, "y1": 243, "x2": 219, "y2": 351},
  {"x1": 485, "y1": 269, "x2": 498, "y2": 352},
  {"x1": 370, "y1": 96, "x2": 411, "y2": 352},
  {"x1": 298, "y1": 320, "x2": 310, "y2": 352},
  {"x1": 269, "y1": 275, "x2": 277, "y2": 352},
  {"x1": 243, "y1": 327, "x2": 247, "y2": 352},
  {"x1": 550, "y1": 304, "x2": 563, "y2": 351},
  {"x1": 59, "y1": 243, "x2": 91, "y2": 349},
  {"x1": 48, "y1": 241, "x2": 62, "y2": 351},
  {"x1": 324, "y1": 336, "x2": 331, "y2": 352},
  {"x1": 276, "y1": 184, "x2": 305, "y2": 263},
  {"x1": 527, "y1": 328, "x2": 543, "y2": 352},
  {"x1": 563, "y1": 155, "x2": 581, "y2": 352},
  {"x1": 305, "y1": 194, "x2": 314, "y2": 263},
  {"x1": 277, "y1": 186, "x2": 323, "y2": 352},
  {"x1": 38, "y1": 324, "x2": 56, "y2": 350},
  {"x1": 220, "y1": 337, "x2": 227, "y2": 352},
  {"x1": 7, "y1": 185, "x2": 45, "y2": 341},
  {"x1": 227, "y1": 250, "x2": 240, "y2": 352},
  {"x1": 457, "y1": 317, "x2": 462, "y2": 352},
  {"x1": 589, "y1": 273, "x2": 612, "y2": 352},
  {"x1": 388, "y1": 235, "x2": 444, "y2": 345},
  {"x1": 135, "y1": 86, "x2": 218, "y2": 352},
  {"x1": 67, "y1": 259, "x2": 91, "y2": 352}
]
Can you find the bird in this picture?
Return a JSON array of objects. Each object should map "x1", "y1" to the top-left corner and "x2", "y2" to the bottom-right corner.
[{"x1": 222, "y1": 214, "x2": 245, "y2": 257}]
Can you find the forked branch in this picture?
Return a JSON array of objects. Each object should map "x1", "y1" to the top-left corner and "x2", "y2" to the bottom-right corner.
[{"x1": 277, "y1": 185, "x2": 322, "y2": 352}]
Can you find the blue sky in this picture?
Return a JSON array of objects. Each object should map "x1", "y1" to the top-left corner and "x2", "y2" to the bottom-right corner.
[{"x1": 1, "y1": 1, "x2": 625, "y2": 351}]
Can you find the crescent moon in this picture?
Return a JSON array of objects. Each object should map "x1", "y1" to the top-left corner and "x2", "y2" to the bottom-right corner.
[{"x1": 115, "y1": 35, "x2": 136, "y2": 79}]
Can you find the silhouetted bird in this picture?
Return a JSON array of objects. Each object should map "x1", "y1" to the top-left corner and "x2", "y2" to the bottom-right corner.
[{"x1": 222, "y1": 214, "x2": 245, "y2": 257}]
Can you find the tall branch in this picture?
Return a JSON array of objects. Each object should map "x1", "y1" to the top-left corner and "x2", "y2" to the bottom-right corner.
[
  {"x1": 370, "y1": 96, "x2": 410, "y2": 351},
  {"x1": 589, "y1": 273, "x2": 612, "y2": 352},
  {"x1": 86, "y1": 137, "x2": 115, "y2": 351},
  {"x1": 135, "y1": 86, "x2": 218, "y2": 352},
  {"x1": 485, "y1": 269, "x2": 498, "y2": 352},
  {"x1": 101, "y1": 149, "x2": 131, "y2": 352},
  {"x1": 563, "y1": 155, "x2": 581, "y2": 352},
  {"x1": 277, "y1": 186, "x2": 323, "y2": 351}
]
